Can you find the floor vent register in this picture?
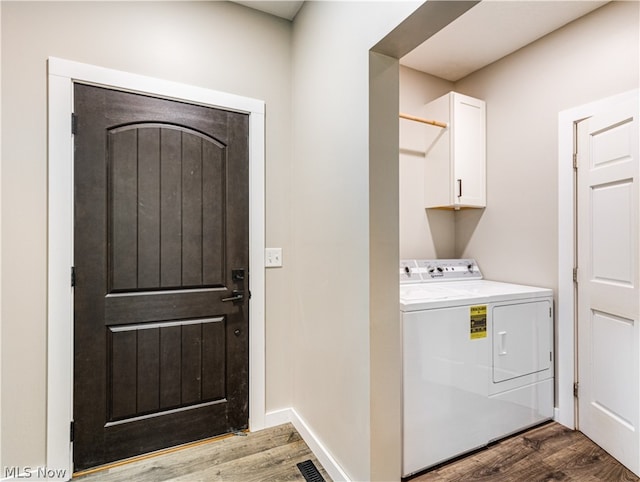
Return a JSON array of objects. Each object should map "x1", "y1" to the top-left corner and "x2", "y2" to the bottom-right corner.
[{"x1": 297, "y1": 459, "x2": 325, "y2": 482}]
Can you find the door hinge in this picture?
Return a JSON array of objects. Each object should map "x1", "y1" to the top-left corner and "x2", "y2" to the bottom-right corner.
[
  {"x1": 70, "y1": 421, "x2": 75, "y2": 442},
  {"x1": 71, "y1": 113, "x2": 78, "y2": 135},
  {"x1": 573, "y1": 267, "x2": 578, "y2": 283},
  {"x1": 71, "y1": 266, "x2": 76, "y2": 287},
  {"x1": 573, "y1": 382, "x2": 579, "y2": 398},
  {"x1": 573, "y1": 152, "x2": 578, "y2": 170}
]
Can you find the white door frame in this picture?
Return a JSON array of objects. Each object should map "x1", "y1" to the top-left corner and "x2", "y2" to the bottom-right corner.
[
  {"x1": 557, "y1": 88, "x2": 639, "y2": 429},
  {"x1": 46, "y1": 57, "x2": 266, "y2": 478}
]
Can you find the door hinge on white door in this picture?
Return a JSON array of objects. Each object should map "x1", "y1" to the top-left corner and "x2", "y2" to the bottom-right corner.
[
  {"x1": 71, "y1": 113, "x2": 78, "y2": 135},
  {"x1": 71, "y1": 266, "x2": 76, "y2": 287},
  {"x1": 573, "y1": 382, "x2": 579, "y2": 398},
  {"x1": 573, "y1": 267, "x2": 578, "y2": 283},
  {"x1": 70, "y1": 421, "x2": 75, "y2": 442},
  {"x1": 572, "y1": 121, "x2": 578, "y2": 169}
]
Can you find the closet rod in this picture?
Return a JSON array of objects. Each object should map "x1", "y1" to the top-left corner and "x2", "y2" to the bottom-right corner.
[{"x1": 399, "y1": 113, "x2": 447, "y2": 128}]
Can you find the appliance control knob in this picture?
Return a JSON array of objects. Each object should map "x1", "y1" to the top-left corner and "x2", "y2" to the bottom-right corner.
[
  {"x1": 467, "y1": 264, "x2": 474, "y2": 272},
  {"x1": 437, "y1": 267, "x2": 443, "y2": 273}
]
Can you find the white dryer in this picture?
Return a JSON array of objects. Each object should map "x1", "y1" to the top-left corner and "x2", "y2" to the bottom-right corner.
[{"x1": 400, "y1": 259, "x2": 554, "y2": 477}]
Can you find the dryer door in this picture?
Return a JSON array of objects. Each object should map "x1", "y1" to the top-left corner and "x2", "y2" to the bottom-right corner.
[{"x1": 492, "y1": 300, "x2": 553, "y2": 383}]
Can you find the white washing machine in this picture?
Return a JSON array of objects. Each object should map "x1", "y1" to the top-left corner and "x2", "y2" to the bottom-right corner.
[{"x1": 401, "y1": 259, "x2": 554, "y2": 477}]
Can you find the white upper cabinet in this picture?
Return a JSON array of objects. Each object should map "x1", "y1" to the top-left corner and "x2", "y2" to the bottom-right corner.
[{"x1": 423, "y1": 92, "x2": 486, "y2": 209}]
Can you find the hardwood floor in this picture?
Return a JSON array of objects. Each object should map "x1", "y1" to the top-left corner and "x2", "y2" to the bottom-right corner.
[
  {"x1": 73, "y1": 423, "x2": 332, "y2": 482},
  {"x1": 409, "y1": 422, "x2": 639, "y2": 482},
  {"x1": 73, "y1": 421, "x2": 638, "y2": 481}
]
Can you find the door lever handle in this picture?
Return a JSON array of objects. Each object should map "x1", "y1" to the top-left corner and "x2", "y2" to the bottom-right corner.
[{"x1": 221, "y1": 290, "x2": 244, "y2": 302}]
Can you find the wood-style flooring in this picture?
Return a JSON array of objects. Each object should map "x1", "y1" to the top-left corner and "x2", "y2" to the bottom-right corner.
[
  {"x1": 73, "y1": 423, "x2": 331, "y2": 482},
  {"x1": 409, "y1": 421, "x2": 639, "y2": 482},
  {"x1": 74, "y1": 421, "x2": 638, "y2": 481}
]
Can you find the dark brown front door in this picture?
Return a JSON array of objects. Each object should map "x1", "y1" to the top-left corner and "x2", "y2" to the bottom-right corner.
[{"x1": 73, "y1": 84, "x2": 249, "y2": 471}]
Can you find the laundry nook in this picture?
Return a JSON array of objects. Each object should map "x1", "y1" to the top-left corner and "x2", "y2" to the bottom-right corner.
[{"x1": 400, "y1": 259, "x2": 554, "y2": 476}]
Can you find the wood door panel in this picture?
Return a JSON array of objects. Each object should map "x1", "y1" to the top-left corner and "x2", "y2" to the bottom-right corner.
[
  {"x1": 136, "y1": 327, "x2": 161, "y2": 414},
  {"x1": 181, "y1": 132, "x2": 204, "y2": 287},
  {"x1": 160, "y1": 128, "x2": 183, "y2": 288},
  {"x1": 109, "y1": 125, "x2": 227, "y2": 292},
  {"x1": 203, "y1": 140, "x2": 225, "y2": 285},
  {"x1": 102, "y1": 402, "x2": 230, "y2": 465},
  {"x1": 104, "y1": 289, "x2": 229, "y2": 325},
  {"x1": 181, "y1": 323, "x2": 204, "y2": 404},
  {"x1": 108, "y1": 319, "x2": 227, "y2": 422},
  {"x1": 110, "y1": 330, "x2": 138, "y2": 420},
  {"x1": 202, "y1": 321, "x2": 226, "y2": 400},
  {"x1": 74, "y1": 83, "x2": 249, "y2": 470},
  {"x1": 136, "y1": 128, "x2": 162, "y2": 289},
  {"x1": 159, "y1": 325, "x2": 182, "y2": 409},
  {"x1": 110, "y1": 128, "x2": 138, "y2": 290}
]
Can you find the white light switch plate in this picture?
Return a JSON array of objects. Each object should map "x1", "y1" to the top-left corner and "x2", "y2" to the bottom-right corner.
[{"x1": 265, "y1": 248, "x2": 283, "y2": 268}]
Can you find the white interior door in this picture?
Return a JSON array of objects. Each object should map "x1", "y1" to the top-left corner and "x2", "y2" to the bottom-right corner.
[{"x1": 577, "y1": 91, "x2": 640, "y2": 475}]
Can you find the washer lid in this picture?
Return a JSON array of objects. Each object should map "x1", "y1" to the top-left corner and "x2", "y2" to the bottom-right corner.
[{"x1": 400, "y1": 280, "x2": 553, "y2": 311}]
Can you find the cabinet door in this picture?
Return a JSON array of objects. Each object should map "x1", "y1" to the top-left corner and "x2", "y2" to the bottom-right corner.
[
  {"x1": 452, "y1": 93, "x2": 486, "y2": 207},
  {"x1": 423, "y1": 93, "x2": 452, "y2": 208},
  {"x1": 423, "y1": 92, "x2": 485, "y2": 209}
]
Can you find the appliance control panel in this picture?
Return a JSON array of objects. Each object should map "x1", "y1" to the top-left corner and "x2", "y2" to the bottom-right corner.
[{"x1": 400, "y1": 259, "x2": 482, "y2": 283}]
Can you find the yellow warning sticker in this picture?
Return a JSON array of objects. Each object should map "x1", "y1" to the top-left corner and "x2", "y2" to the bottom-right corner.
[{"x1": 470, "y1": 305, "x2": 487, "y2": 339}]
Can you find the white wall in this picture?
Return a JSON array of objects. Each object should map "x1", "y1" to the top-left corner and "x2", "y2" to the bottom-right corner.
[
  {"x1": 290, "y1": 3, "x2": 419, "y2": 480},
  {"x1": 0, "y1": 0, "x2": 292, "y2": 468},
  {"x1": 399, "y1": 66, "x2": 454, "y2": 259},
  {"x1": 0, "y1": 2, "x2": 3, "y2": 472},
  {"x1": 369, "y1": 51, "x2": 402, "y2": 482},
  {"x1": 399, "y1": 1, "x2": 639, "y2": 291},
  {"x1": 454, "y1": 1, "x2": 639, "y2": 289}
]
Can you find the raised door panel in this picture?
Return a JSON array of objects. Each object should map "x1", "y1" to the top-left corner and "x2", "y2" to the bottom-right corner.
[{"x1": 109, "y1": 125, "x2": 225, "y2": 292}]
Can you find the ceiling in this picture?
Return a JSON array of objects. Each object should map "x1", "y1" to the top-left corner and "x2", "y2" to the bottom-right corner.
[
  {"x1": 232, "y1": 1, "x2": 609, "y2": 81},
  {"x1": 232, "y1": 1, "x2": 304, "y2": 21},
  {"x1": 400, "y1": 1, "x2": 609, "y2": 81}
]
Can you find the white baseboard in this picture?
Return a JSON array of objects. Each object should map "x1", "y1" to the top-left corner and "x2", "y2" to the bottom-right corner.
[
  {"x1": 264, "y1": 407, "x2": 292, "y2": 428},
  {"x1": 265, "y1": 408, "x2": 351, "y2": 482},
  {"x1": 553, "y1": 406, "x2": 574, "y2": 430}
]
